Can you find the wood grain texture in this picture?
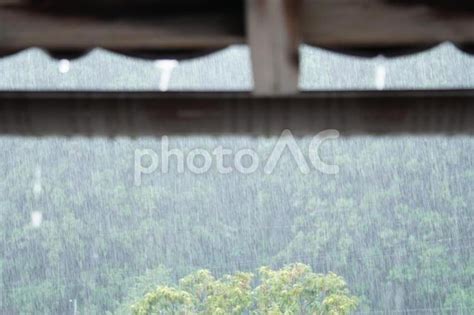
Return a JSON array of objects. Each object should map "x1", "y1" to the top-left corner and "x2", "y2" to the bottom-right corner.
[{"x1": 0, "y1": 91, "x2": 473, "y2": 136}]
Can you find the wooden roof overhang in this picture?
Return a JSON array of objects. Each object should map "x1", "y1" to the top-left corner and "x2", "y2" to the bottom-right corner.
[{"x1": 1, "y1": 0, "x2": 474, "y2": 135}]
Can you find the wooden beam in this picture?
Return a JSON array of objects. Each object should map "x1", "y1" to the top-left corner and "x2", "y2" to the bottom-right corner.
[
  {"x1": 0, "y1": 91, "x2": 473, "y2": 136},
  {"x1": 301, "y1": 0, "x2": 474, "y2": 49},
  {"x1": 2, "y1": 0, "x2": 474, "y2": 57},
  {"x1": 246, "y1": 0, "x2": 301, "y2": 96},
  {"x1": 1, "y1": 0, "x2": 474, "y2": 56},
  {"x1": 0, "y1": 2, "x2": 244, "y2": 54}
]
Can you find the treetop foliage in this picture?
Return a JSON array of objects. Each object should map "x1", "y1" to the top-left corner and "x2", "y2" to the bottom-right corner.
[{"x1": 131, "y1": 263, "x2": 358, "y2": 315}]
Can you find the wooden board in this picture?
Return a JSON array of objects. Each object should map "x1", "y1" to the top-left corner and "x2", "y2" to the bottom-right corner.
[
  {"x1": 0, "y1": 2, "x2": 244, "y2": 54},
  {"x1": 302, "y1": 0, "x2": 474, "y2": 48},
  {"x1": 2, "y1": 0, "x2": 474, "y2": 55},
  {"x1": 0, "y1": 91, "x2": 472, "y2": 136}
]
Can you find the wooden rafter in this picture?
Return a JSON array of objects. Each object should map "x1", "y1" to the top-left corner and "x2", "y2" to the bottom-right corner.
[{"x1": 246, "y1": 0, "x2": 302, "y2": 95}]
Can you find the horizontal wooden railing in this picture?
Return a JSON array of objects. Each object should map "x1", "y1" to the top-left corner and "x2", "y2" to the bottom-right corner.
[{"x1": 0, "y1": 90, "x2": 473, "y2": 136}]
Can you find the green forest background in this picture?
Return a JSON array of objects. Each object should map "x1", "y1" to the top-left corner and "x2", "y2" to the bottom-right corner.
[{"x1": 1, "y1": 135, "x2": 473, "y2": 314}]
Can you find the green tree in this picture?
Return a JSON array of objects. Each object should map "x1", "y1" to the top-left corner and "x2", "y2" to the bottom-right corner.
[
  {"x1": 255, "y1": 264, "x2": 358, "y2": 314},
  {"x1": 131, "y1": 263, "x2": 358, "y2": 315}
]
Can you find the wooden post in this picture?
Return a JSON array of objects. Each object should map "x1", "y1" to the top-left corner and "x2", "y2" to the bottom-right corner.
[{"x1": 246, "y1": 0, "x2": 302, "y2": 96}]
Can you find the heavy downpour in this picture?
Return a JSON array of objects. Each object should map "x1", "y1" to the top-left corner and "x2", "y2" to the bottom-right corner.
[
  {"x1": 1, "y1": 135, "x2": 473, "y2": 314},
  {"x1": 1, "y1": 45, "x2": 474, "y2": 314}
]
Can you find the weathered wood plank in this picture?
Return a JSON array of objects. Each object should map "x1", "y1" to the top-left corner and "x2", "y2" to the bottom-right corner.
[
  {"x1": 246, "y1": 0, "x2": 301, "y2": 95},
  {"x1": 0, "y1": 91, "x2": 472, "y2": 136}
]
